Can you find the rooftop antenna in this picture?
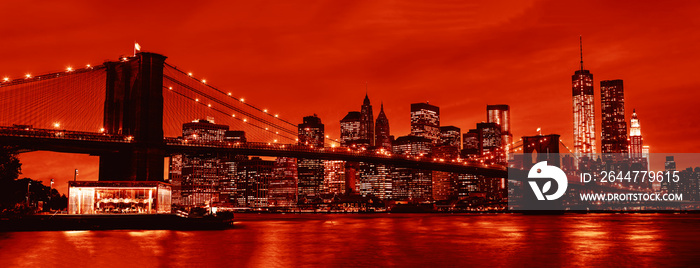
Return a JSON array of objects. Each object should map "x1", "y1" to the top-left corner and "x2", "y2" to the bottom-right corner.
[{"x1": 579, "y1": 35, "x2": 584, "y2": 71}]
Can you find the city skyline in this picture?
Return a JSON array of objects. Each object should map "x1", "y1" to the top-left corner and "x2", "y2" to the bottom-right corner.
[
  {"x1": 4, "y1": 3, "x2": 700, "y2": 267},
  {"x1": 5, "y1": 1, "x2": 700, "y2": 195}
]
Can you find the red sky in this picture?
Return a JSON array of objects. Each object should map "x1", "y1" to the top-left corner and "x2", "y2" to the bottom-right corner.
[{"x1": 2, "y1": 1, "x2": 700, "y2": 194}]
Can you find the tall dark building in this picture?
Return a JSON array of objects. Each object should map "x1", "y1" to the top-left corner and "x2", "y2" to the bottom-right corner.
[
  {"x1": 298, "y1": 115, "x2": 325, "y2": 198},
  {"x1": 375, "y1": 103, "x2": 391, "y2": 150},
  {"x1": 600, "y1": 79, "x2": 628, "y2": 154},
  {"x1": 392, "y1": 135, "x2": 433, "y2": 201},
  {"x1": 221, "y1": 150, "x2": 247, "y2": 206},
  {"x1": 172, "y1": 119, "x2": 230, "y2": 206},
  {"x1": 664, "y1": 156, "x2": 677, "y2": 193},
  {"x1": 410, "y1": 102, "x2": 440, "y2": 143},
  {"x1": 439, "y1": 126, "x2": 461, "y2": 149},
  {"x1": 477, "y1": 122, "x2": 502, "y2": 161},
  {"x1": 298, "y1": 115, "x2": 325, "y2": 147},
  {"x1": 434, "y1": 126, "x2": 460, "y2": 201},
  {"x1": 233, "y1": 157, "x2": 274, "y2": 207},
  {"x1": 462, "y1": 129, "x2": 480, "y2": 157},
  {"x1": 358, "y1": 102, "x2": 393, "y2": 199},
  {"x1": 486, "y1": 105, "x2": 512, "y2": 157},
  {"x1": 677, "y1": 167, "x2": 700, "y2": 201},
  {"x1": 323, "y1": 160, "x2": 346, "y2": 195},
  {"x1": 572, "y1": 37, "x2": 596, "y2": 156},
  {"x1": 340, "y1": 111, "x2": 362, "y2": 147},
  {"x1": 359, "y1": 93, "x2": 375, "y2": 147},
  {"x1": 359, "y1": 162, "x2": 392, "y2": 200},
  {"x1": 269, "y1": 157, "x2": 297, "y2": 207}
]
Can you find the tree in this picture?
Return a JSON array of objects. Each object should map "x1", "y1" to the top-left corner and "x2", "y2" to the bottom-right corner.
[
  {"x1": 0, "y1": 146, "x2": 22, "y2": 208},
  {"x1": 0, "y1": 147, "x2": 70, "y2": 214},
  {"x1": 0, "y1": 146, "x2": 21, "y2": 182}
]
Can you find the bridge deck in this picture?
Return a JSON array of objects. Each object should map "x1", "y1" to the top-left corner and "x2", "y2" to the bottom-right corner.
[{"x1": 0, "y1": 126, "x2": 507, "y2": 176}]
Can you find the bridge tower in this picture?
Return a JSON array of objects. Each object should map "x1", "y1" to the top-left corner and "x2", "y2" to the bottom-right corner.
[
  {"x1": 522, "y1": 134, "x2": 560, "y2": 170},
  {"x1": 99, "y1": 52, "x2": 167, "y2": 181}
]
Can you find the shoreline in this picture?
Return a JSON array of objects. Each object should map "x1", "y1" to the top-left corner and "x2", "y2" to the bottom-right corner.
[{"x1": 3, "y1": 210, "x2": 700, "y2": 232}]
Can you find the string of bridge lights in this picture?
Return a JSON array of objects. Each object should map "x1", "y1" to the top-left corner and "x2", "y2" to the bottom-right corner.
[
  {"x1": 0, "y1": 60, "x2": 342, "y2": 145},
  {"x1": 0, "y1": 60, "x2": 503, "y2": 167},
  {"x1": 164, "y1": 63, "x2": 342, "y2": 146},
  {"x1": 1, "y1": 59, "x2": 525, "y2": 166},
  {"x1": 3, "y1": 55, "x2": 496, "y2": 167},
  {"x1": 163, "y1": 74, "x2": 299, "y2": 142},
  {"x1": 164, "y1": 85, "x2": 297, "y2": 143},
  {"x1": 1, "y1": 64, "x2": 97, "y2": 86},
  {"x1": 1, "y1": 61, "x2": 560, "y2": 167}
]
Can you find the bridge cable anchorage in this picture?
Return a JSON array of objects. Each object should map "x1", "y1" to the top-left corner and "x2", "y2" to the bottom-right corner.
[{"x1": 163, "y1": 63, "x2": 340, "y2": 146}]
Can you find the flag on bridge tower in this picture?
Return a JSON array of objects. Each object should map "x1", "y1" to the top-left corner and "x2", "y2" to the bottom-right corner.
[{"x1": 134, "y1": 42, "x2": 141, "y2": 55}]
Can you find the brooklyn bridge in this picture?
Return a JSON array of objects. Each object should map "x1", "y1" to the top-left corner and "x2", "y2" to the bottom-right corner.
[{"x1": 0, "y1": 52, "x2": 508, "y2": 182}]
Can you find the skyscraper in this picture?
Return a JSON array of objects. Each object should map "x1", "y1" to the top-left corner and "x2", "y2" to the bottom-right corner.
[
  {"x1": 572, "y1": 37, "x2": 596, "y2": 156},
  {"x1": 298, "y1": 115, "x2": 325, "y2": 198},
  {"x1": 221, "y1": 150, "x2": 247, "y2": 206},
  {"x1": 664, "y1": 156, "x2": 677, "y2": 192},
  {"x1": 629, "y1": 109, "x2": 643, "y2": 159},
  {"x1": 486, "y1": 104, "x2": 512, "y2": 157},
  {"x1": 298, "y1": 115, "x2": 325, "y2": 147},
  {"x1": 392, "y1": 135, "x2": 432, "y2": 156},
  {"x1": 434, "y1": 126, "x2": 460, "y2": 201},
  {"x1": 234, "y1": 157, "x2": 273, "y2": 207},
  {"x1": 477, "y1": 122, "x2": 502, "y2": 162},
  {"x1": 439, "y1": 126, "x2": 461, "y2": 148},
  {"x1": 461, "y1": 129, "x2": 480, "y2": 157},
  {"x1": 182, "y1": 119, "x2": 228, "y2": 142},
  {"x1": 359, "y1": 162, "x2": 392, "y2": 200},
  {"x1": 323, "y1": 160, "x2": 346, "y2": 195},
  {"x1": 174, "y1": 119, "x2": 230, "y2": 206},
  {"x1": 375, "y1": 103, "x2": 391, "y2": 150},
  {"x1": 269, "y1": 157, "x2": 297, "y2": 207},
  {"x1": 359, "y1": 93, "x2": 375, "y2": 147},
  {"x1": 340, "y1": 111, "x2": 362, "y2": 147},
  {"x1": 600, "y1": 79, "x2": 628, "y2": 155},
  {"x1": 410, "y1": 102, "x2": 440, "y2": 143},
  {"x1": 392, "y1": 135, "x2": 433, "y2": 200},
  {"x1": 169, "y1": 154, "x2": 183, "y2": 205}
]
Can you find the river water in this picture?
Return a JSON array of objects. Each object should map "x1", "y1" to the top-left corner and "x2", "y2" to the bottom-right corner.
[{"x1": 1, "y1": 213, "x2": 699, "y2": 267}]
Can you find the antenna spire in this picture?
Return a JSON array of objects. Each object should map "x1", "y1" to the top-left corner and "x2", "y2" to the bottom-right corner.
[{"x1": 579, "y1": 36, "x2": 584, "y2": 71}]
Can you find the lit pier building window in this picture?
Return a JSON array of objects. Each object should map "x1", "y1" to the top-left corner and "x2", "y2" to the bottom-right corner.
[{"x1": 68, "y1": 181, "x2": 171, "y2": 214}]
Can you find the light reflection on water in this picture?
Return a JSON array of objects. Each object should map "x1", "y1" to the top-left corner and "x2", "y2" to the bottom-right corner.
[{"x1": 1, "y1": 214, "x2": 699, "y2": 267}]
